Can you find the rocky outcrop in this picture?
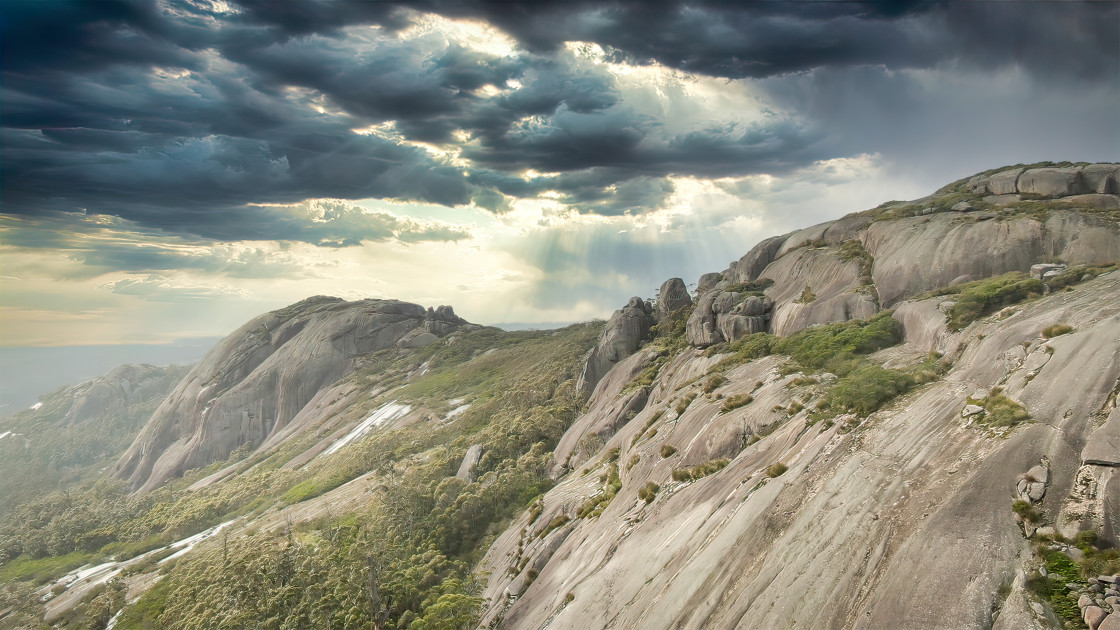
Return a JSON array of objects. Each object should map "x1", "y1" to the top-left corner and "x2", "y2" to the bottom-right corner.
[
  {"x1": 61, "y1": 364, "x2": 183, "y2": 426},
  {"x1": 760, "y1": 246, "x2": 878, "y2": 337},
  {"x1": 576, "y1": 298, "x2": 654, "y2": 398},
  {"x1": 478, "y1": 269, "x2": 1120, "y2": 630},
  {"x1": 654, "y1": 278, "x2": 692, "y2": 320},
  {"x1": 968, "y1": 163, "x2": 1120, "y2": 197},
  {"x1": 1083, "y1": 408, "x2": 1120, "y2": 467},
  {"x1": 685, "y1": 289, "x2": 772, "y2": 347},
  {"x1": 114, "y1": 297, "x2": 469, "y2": 492},
  {"x1": 727, "y1": 235, "x2": 786, "y2": 283}
]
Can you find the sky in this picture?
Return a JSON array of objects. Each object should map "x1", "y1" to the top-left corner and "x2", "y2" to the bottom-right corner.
[{"x1": 1, "y1": 0, "x2": 1118, "y2": 349}]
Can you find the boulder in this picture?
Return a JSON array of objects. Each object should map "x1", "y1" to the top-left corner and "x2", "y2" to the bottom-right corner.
[
  {"x1": 1027, "y1": 464, "x2": 1050, "y2": 485},
  {"x1": 969, "y1": 168, "x2": 1023, "y2": 195},
  {"x1": 1083, "y1": 408, "x2": 1120, "y2": 466},
  {"x1": 1086, "y1": 606, "x2": 1108, "y2": 630},
  {"x1": 1018, "y1": 167, "x2": 1086, "y2": 198},
  {"x1": 1031, "y1": 263, "x2": 1066, "y2": 279},
  {"x1": 1081, "y1": 164, "x2": 1120, "y2": 194},
  {"x1": 1100, "y1": 614, "x2": 1120, "y2": 630},
  {"x1": 686, "y1": 290, "x2": 772, "y2": 347},
  {"x1": 1084, "y1": 594, "x2": 1097, "y2": 610},
  {"x1": 654, "y1": 278, "x2": 692, "y2": 320},
  {"x1": 456, "y1": 444, "x2": 483, "y2": 481},
  {"x1": 962, "y1": 404, "x2": 984, "y2": 417},
  {"x1": 398, "y1": 330, "x2": 438, "y2": 348},
  {"x1": 728, "y1": 235, "x2": 787, "y2": 283},
  {"x1": 951, "y1": 201, "x2": 975, "y2": 212},
  {"x1": 576, "y1": 298, "x2": 654, "y2": 397},
  {"x1": 696, "y1": 272, "x2": 722, "y2": 293}
]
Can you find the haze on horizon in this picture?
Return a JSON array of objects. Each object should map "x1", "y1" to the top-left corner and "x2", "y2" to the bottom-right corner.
[{"x1": 1, "y1": 0, "x2": 1118, "y2": 351}]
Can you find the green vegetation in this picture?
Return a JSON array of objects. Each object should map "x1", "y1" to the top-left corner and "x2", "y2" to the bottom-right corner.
[
  {"x1": 720, "y1": 394, "x2": 753, "y2": 413},
  {"x1": 969, "y1": 390, "x2": 1030, "y2": 428},
  {"x1": 723, "y1": 278, "x2": 774, "y2": 295},
  {"x1": 675, "y1": 393, "x2": 696, "y2": 415},
  {"x1": 923, "y1": 272, "x2": 1044, "y2": 331},
  {"x1": 765, "y1": 463, "x2": 788, "y2": 478},
  {"x1": 0, "y1": 365, "x2": 190, "y2": 515},
  {"x1": 631, "y1": 410, "x2": 664, "y2": 446},
  {"x1": 539, "y1": 515, "x2": 571, "y2": 539},
  {"x1": 1011, "y1": 499, "x2": 1041, "y2": 524},
  {"x1": 659, "y1": 444, "x2": 677, "y2": 458},
  {"x1": 577, "y1": 462, "x2": 622, "y2": 519},
  {"x1": 795, "y1": 284, "x2": 817, "y2": 304},
  {"x1": 1041, "y1": 323, "x2": 1073, "y2": 338},
  {"x1": 0, "y1": 322, "x2": 604, "y2": 630},
  {"x1": 771, "y1": 311, "x2": 902, "y2": 371},
  {"x1": 637, "y1": 482, "x2": 660, "y2": 503},
  {"x1": 624, "y1": 353, "x2": 669, "y2": 393},
  {"x1": 671, "y1": 459, "x2": 729, "y2": 483},
  {"x1": 1045, "y1": 262, "x2": 1119, "y2": 291},
  {"x1": 1026, "y1": 550, "x2": 1088, "y2": 625},
  {"x1": 837, "y1": 239, "x2": 876, "y2": 290},
  {"x1": 0, "y1": 550, "x2": 94, "y2": 584},
  {"x1": 703, "y1": 374, "x2": 727, "y2": 393}
]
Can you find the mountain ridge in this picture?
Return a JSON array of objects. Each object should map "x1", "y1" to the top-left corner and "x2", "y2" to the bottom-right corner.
[{"x1": 3, "y1": 161, "x2": 1119, "y2": 629}]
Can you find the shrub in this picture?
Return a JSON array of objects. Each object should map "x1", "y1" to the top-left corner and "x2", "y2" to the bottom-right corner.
[
  {"x1": 659, "y1": 444, "x2": 677, "y2": 458},
  {"x1": 626, "y1": 454, "x2": 640, "y2": 471},
  {"x1": 637, "y1": 482, "x2": 660, "y2": 503},
  {"x1": 1046, "y1": 262, "x2": 1119, "y2": 290},
  {"x1": 796, "y1": 285, "x2": 817, "y2": 304},
  {"x1": 766, "y1": 462, "x2": 788, "y2": 478},
  {"x1": 720, "y1": 394, "x2": 753, "y2": 413},
  {"x1": 1012, "y1": 499, "x2": 1041, "y2": 523},
  {"x1": 674, "y1": 394, "x2": 696, "y2": 415},
  {"x1": 773, "y1": 311, "x2": 902, "y2": 374},
  {"x1": 981, "y1": 393, "x2": 1030, "y2": 427},
  {"x1": 1041, "y1": 324, "x2": 1073, "y2": 338},
  {"x1": 671, "y1": 459, "x2": 729, "y2": 482},
  {"x1": 565, "y1": 592, "x2": 575, "y2": 603},
  {"x1": 813, "y1": 364, "x2": 915, "y2": 416},
  {"x1": 703, "y1": 374, "x2": 728, "y2": 393},
  {"x1": 942, "y1": 272, "x2": 1044, "y2": 330}
]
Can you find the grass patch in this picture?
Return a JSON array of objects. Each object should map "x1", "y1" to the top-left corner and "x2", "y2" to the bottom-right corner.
[
  {"x1": 1012, "y1": 499, "x2": 1042, "y2": 524},
  {"x1": 631, "y1": 410, "x2": 664, "y2": 446},
  {"x1": 577, "y1": 463, "x2": 621, "y2": 519},
  {"x1": 1041, "y1": 323, "x2": 1073, "y2": 338},
  {"x1": 723, "y1": 278, "x2": 774, "y2": 295},
  {"x1": 0, "y1": 550, "x2": 94, "y2": 584},
  {"x1": 637, "y1": 482, "x2": 660, "y2": 503},
  {"x1": 923, "y1": 272, "x2": 1044, "y2": 331},
  {"x1": 766, "y1": 462, "x2": 788, "y2": 478},
  {"x1": 674, "y1": 394, "x2": 696, "y2": 415},
  {"x1": 538, "y1": 515, "x2": 570, "y2": 539},
  {"x1": 624, "y1": 354, "x2": 669, "y2": 393},
  {"x1": 1045, "y1": 262, "x2": 1119, "y2": 291},
  {"x1": 970, "y1": 390, "x2": 1030, "y2": 427},
  {"x1": 703, "y1": 374, "x2": 727, "y2": 393},
  {"x1": 720, "y1": 394, "x2": 753, "y2": 413},
  {"x1": 659, "y1": 444, "x2": 677, "y2": 458},
  {"x1": 795, "y1": 285, "x2": 817, "y2": 304},
  {"x1": 671, "y1": 459, "x2": 729, "y2": 483}
]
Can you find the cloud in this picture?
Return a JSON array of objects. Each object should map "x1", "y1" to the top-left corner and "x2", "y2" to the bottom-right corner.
[{"x1": 100, "y1": 274, "x2": 248, "y2": 302}]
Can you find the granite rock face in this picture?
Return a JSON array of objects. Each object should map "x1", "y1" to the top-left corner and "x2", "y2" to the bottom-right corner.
[
  {"x1": 61, "y1": 364, "x2": 183, "y2": 426},
  {"x1": 576, "y1": 297, "x2": 655, "y2": 398},
  {"x1": 673, "y1": 164, "x2": 1120, "y2": 344},
  {"x1": 478, "y1": 271, "x2": 1120, "y2": 630},
  {"x1": 654, "y1": 277, "x2": 692, "y2": 320},
  {"x1": 114, "y1": 297, "x2": 468, "y2": 492}
]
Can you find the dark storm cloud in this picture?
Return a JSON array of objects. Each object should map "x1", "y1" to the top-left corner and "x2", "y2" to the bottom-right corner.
[{"x1": 2, "y1": 0, "x2": 1115, "y2": 245}]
